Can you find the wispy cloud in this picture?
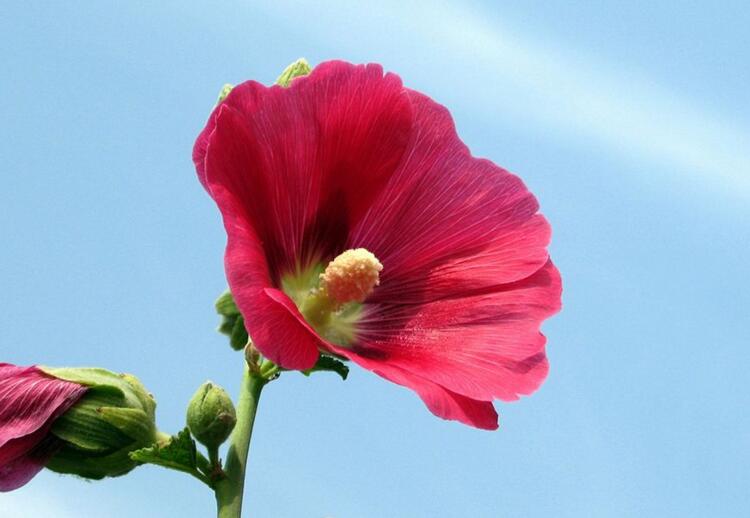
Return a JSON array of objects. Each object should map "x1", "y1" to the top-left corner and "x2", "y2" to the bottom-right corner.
[{"x1": 260, "y1": 0, "x2": 750, "y2": 198}]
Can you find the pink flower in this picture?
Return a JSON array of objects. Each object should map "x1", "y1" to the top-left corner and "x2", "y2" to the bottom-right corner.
[
  {"x1": 194, "y1": 60, "x2": 562, "y2": 430},
  {"x1": 0, "y1": 363, "x2": 86, "y2": 491}
]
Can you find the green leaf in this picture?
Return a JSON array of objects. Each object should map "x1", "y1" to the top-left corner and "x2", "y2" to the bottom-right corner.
[
  {"x1": 303, "y1": 355, "x2": 349, "y2": 381},
  {"x1": 215, "y1": 290, "x2": 248, "y2": 351},
  {"x1": 47, "y1": 442, "x2": 139, "y2": 480},
  {"x1": 129, "y1": 428, "x2": 198, "y2": 475}
]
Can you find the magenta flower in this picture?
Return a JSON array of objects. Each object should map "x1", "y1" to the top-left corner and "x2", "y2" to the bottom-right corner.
[
  {"x1": 0, "y1": 363, "x2": 86, "y2": 491},
  {"x1": 194, "y1": 60, "x2": 562, "y2": 430}
]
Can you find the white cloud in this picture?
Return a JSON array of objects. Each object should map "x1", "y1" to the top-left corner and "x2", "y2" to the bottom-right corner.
[{"x1": 424, "y1": 3, "x2": 750, "y2": 197}]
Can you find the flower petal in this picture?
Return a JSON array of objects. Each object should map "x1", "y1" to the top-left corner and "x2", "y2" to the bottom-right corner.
[
  {"x1": 0, "y1": 436, "x2": 59, "y2": 492},
  {"x1": 196, "y1": 60, "x2": 413, "y2": 282},
  {"x1": 0, "y1": 364, "x2": 85, "y2": 489},
  {"x1": 352, "y1": 90, "x2": 551, "y2": 304},
  {"x1": 351, "y1": 356, "x2": 499, "y2": 430},
  {"x1": 208, "y1": 182, "x2": 321, "y2": 370},
  {"x1": 198, "y1": 62, "x2": 415, "y2": 369},
  {"x1": 349, "y1": 261, "x2": 561, "y2": 402},
  {"x1": 236, "y1": 291, "x2": 501, "y2": 428},
  {"x1": 255, "y1": 288, "x2": 322, "y2": 370}
]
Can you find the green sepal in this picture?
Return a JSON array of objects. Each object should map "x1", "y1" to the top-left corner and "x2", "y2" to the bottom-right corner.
[
  {"x1": 46, "y1": 442, "x2": 140, "y2": 480},
  {"x1": 229, "y1": 316, "x2": 249, "y2": 350},
  {"x1": 98, "y1": 407, "x2": 155, "y2": 445},
  {"x1": 130, "y1": 428, "x2": 207, "y2": 483},
  {"x1": 215, "y1": 290, "x2": 248, "y2": 350},
  {"x1": 303, "y1": 355, "x2": 349, "y2": 381},
  {"x1": 50, "y1": 391, "x2": 133, "y2": 453},
  {"x1": 119, "y1": 373, "x2": 157, "y2": 418},
  {"x1": 276, "y1": 58, "x2": 312, "y2": 87},
  {"x1": 42, "y1": 367, "x2": 156, "y2": 418},
  {"x1": 216, "y1": 289, "x2": 239, "y2": 319}
]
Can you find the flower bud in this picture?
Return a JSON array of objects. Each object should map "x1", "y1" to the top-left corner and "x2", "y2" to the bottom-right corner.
[
  {"x1": 275, "y1": 58, "x2": 312, "y2": 87},
  {"x1": 186, "y1": 382, "x2": 236, "y2": 449},
  {"x1": 39, "y1": 367, "x2": 158, "y2": 480}
]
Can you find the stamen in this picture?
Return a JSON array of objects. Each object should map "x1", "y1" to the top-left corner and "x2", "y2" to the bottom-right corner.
[
  {"x1": 320, "y1": 248, "x2": 383, "y2": 305},
  {"x1": 296, "y1": 249, "x2": 382, "y2": 339}
]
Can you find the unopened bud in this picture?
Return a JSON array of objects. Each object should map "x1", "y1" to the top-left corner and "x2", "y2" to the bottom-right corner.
[
  {"x1": 39, "y1": 367, "x2": 158, "y2": 480},
  {"x1": 186, "y1": 382, "x2": 236, "y2": 448},
  {"x1": 276, "y1": 58, "x2": 312, "y2": 87}
]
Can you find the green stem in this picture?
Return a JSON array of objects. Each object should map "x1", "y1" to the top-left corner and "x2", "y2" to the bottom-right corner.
[
  {"x1": 214, "y1": 365, "x2": 266, "y2": 518},
  {"x1": 208, "y1": 445, "x2": 220, "y2": 469}
]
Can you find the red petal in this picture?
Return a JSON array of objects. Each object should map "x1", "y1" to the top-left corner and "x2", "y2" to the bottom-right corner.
[
  {"x1": 352, "y1": 90, "x2": 551, "y2": 304},
  {"x1": 197, "y1": 61, "x2": 414, "y2": 370},
  {"x1": 0, "y1": 364, "x2": 85, "y2": 490},
  {"x1": 349, "y1": 261, "x2": 561, "y2": 402},
  {"x1": 209, "y1": 182, "x2": 320, "y2": 369},
  {"x1": 351, "y1": 356, "x2": 499, "y2": 430},
  {"x1": 0, "y1": 436, "x2": 59, "y2": 492},
  {"x1": 196, "y1": 60, "x2": 413, "y2": 281},
  {"x1": 254, "y1": 288, "x2": 322, "y2": 370}
]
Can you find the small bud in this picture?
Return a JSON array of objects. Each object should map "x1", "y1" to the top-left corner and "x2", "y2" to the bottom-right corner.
[
  {"x1": 39, "y1": 367, "x2": 159, "y2": 480},
  {"x1": 186, "y1": 382, "x2": 236, "y2": 448},
  {"x1": 276, "y1": 58, "x2": 312, "y2": 87},
  {"x1": 217, "y1": 83, "x2": 233, "y2": 104}
]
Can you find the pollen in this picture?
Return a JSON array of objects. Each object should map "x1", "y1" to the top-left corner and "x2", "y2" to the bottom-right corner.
[{"x1": 320, "y1": 248, "x2": 383, "y2": 305}]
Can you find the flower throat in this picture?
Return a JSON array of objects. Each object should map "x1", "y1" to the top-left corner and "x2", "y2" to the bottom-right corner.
[{"x1": 281, "y1": 248, "x2": 383, "y2": 346}]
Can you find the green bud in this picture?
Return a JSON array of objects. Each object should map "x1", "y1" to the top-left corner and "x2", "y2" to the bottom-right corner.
[
  {"x1": 275, "y1": 58, "x2": 312, "y2": 87},
  {"x1": 39, "y1": 367, "x2": 158, "y2": 480},
  {"x1": 186, "y1": 382, "x2": 236, "y2": 448},
  {"x1": 217, "y1": 83, "x2": 233, "y2": 104}
]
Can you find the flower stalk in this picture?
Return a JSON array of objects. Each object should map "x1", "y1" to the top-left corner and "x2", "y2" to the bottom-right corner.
[{"x1": 213, "y1": 364, "x2": 267, "y2": 518}]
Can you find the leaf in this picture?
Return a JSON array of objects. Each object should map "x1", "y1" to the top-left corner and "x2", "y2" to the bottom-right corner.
[
  {"x1": 302, "y1": 355, "x2": 349, "y2": 381},
  {"x1": 215, "y1": 290, "x2": 248, "y2": 351},
  {"x1": 129, "y1": 428, "x2": 198, "y2": 474}
]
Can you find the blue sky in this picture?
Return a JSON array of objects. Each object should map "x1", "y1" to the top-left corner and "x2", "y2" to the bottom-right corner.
[{"x1": 1, "y1": 1, "x2": 749, "y2": 517}]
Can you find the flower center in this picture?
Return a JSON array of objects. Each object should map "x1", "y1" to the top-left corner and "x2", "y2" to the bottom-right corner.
[{"x1": 284, "y1": 248, "x2": 382, "y2": 346}]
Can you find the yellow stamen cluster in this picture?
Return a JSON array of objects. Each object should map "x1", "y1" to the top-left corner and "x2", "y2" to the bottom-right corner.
[
  {"x1": 295, "y1": 248, "x2": 382, "y2": 343},
  {"x1": 319, "y1": 248, "x2": 383, "y2": 305}
]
